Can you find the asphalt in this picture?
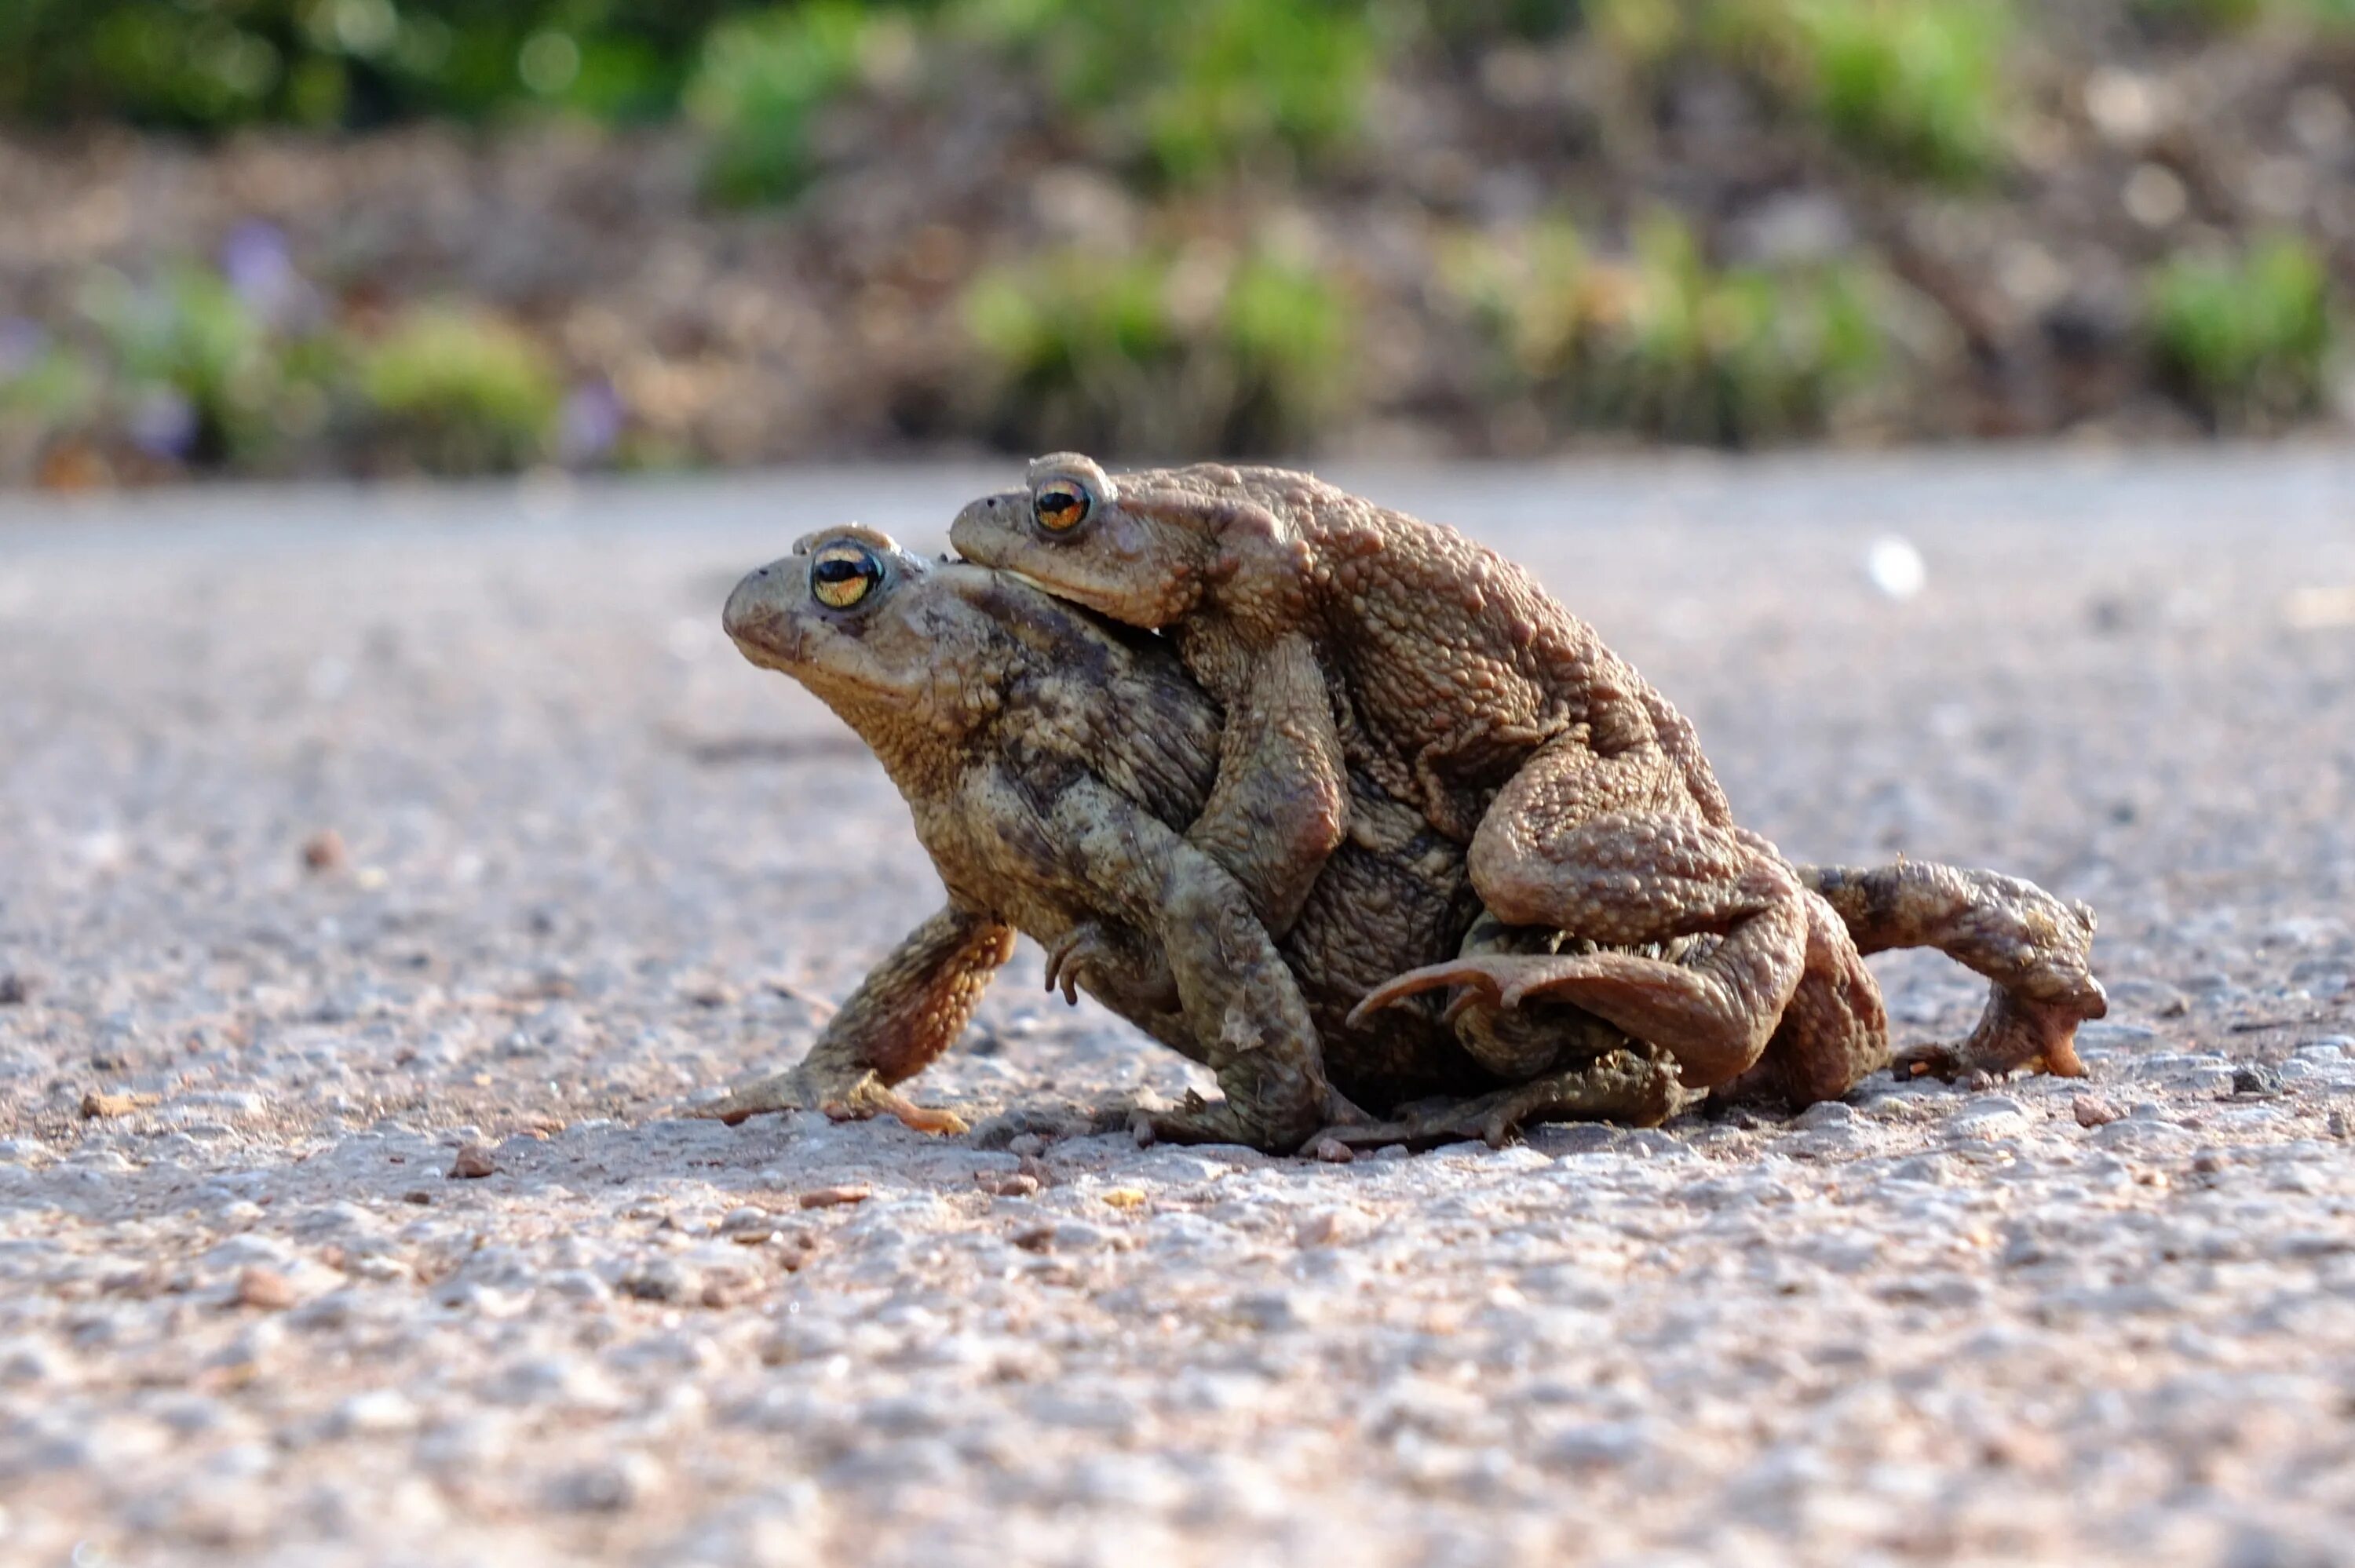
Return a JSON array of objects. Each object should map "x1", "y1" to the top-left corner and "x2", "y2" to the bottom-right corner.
[{"x1": 1, "y1": 448, "x2": 2351, "y2": 1566}]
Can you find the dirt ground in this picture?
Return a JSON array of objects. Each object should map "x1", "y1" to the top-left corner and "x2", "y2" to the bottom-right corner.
[{"x1": 1, "y1": 450, "x2": 2351, "y2": 1566}]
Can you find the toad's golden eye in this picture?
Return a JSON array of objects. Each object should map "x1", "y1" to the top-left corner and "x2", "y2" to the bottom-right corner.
[
  {"x1": 810, "y1": 542, "x2": 883, "y2": 609},
  {"x1": 1033, "y1": 480, "x2": 1091, "y2": 533}
]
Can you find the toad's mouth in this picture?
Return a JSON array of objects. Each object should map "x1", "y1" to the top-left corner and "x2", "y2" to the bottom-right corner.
[
  {"x1": 991, "y1": 563, "x2": 1159, "y2": 633},
  {"x1": 728, "y1": 626, "x2": 804, "y2": 673},
  {"x1": 999, "y1": 567, "x2": 1062, "y2": 598}
]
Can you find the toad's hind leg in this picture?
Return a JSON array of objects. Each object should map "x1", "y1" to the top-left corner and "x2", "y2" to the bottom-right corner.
[
  {"x1": 1350, "y1": 895, "x2": 1802, "y2": 1091},
  {"x1": 1724, "y1": 888, "x2": 1889, "y2": 1107},
  {"x1": 1358, "y1": 733, "x2": 1809, "y2": 1088},
  {"x1": 1799, "y1": 861, "x2": 2105, "y2": 1079},
  {"x1": 1462, "y1": 738, "x2": 1811, "y2": 1088},
  {"x1": 1441, "y1": 911, "x2": 1638, "y2": 1081},
  {"x1": 1312, "y1": 1045, "x2": 1696, "y2": 1152}
]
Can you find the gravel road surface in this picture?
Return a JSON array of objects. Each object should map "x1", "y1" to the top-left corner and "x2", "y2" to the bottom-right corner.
[{"x1": 2, "y1": 450, "x2": 2353, "y2": 1567}]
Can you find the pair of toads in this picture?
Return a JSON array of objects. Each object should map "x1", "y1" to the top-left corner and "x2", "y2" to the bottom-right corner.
[{"x1": 703, "y1": 454, "x2": 2108, "y2": 1154}]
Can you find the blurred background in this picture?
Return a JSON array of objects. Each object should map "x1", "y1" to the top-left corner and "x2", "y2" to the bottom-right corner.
[{"x1": 3, "y1": 0, "x2": 2353, "y2": 487}]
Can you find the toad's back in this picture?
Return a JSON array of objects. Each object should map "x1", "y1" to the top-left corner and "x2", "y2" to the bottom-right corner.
[{"x1": 1187, "y1": 464, "x2": 1731, "y2": 839}]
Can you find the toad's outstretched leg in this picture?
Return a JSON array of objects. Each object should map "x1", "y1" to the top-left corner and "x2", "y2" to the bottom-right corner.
[
  {"x1": 1357, "y1": 733, "x2": 1811, "y2": 1090},
  {"x1": 693, "y1": 903, "x2": 1015, "y2": 1133},
  {"x1": 1798, "y1": 861, "x2": 2105, "y2": 1080}
]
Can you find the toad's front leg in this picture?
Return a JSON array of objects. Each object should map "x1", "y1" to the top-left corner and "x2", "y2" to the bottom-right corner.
[
  {"x1": 1180, "y1": 631, "x2": 1351, "y2": 938},
  {"x1": 1045, "y1": 775, "x2": 1346, "y2": 1152},
  {"x1": 693, "y1": 903, "x2": 1014, "y2": 1133},
  {"x1": 1135, "y1": 847, "x2": 1357, "y2": 1150}
]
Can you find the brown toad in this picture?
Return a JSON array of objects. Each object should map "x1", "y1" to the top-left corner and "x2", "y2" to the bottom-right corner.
[
  {"x1": 700, "y1": 526, "x2": 1682, "y2": 1147},
  {"x1": 702, "y1": 527, "x2": 2102, "y2": 1150},
  {"x1": 948, "y1": 454, "x2": 2108, "y2": 1123}
]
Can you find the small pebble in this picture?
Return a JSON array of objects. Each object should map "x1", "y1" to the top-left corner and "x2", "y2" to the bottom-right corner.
[
  {"x1": 719, "y1": 1206, "x2": 776, "y2": 1244},
  {"x1": 2230, "y1": 1063, "x2": 2285, "y2": 1099},
  {"x1": 1866, "y1": 536, "x2": 1928, "y2": 600},
  {"x1": 2072, "y1": 1093, "x2": 2126, "y2": 1129},
  {"x1": 550, "y1": 1453, "x2": 663, "y2": 1513},
  {"x1": 448, "y1": 1145, "x2": 498, "y2": 1180},
  {"x1": 331, "y1": 1388, "x2": 422, "y2": 1436},
  {"x1": 1294, "y1": 1209, "x2": 1360, "y2": 1248},
  {"x1": 234, "y1": 1267, "x2": 297, "y2": 1311},
  {"x1": 301, "y1": 830, "x2": 347, "y2": 872},
  {"x1": 1310, "y1": 1137, "x2": 1354, "y2": 1164}
]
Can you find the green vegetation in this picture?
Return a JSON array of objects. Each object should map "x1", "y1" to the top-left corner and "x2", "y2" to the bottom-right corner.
[
  {"x1": 0, "y1": 246, "x2": 579, "y2": 483},
  {"x1": 961, "y1": 0, "x2": 1384, "y2": 185},
  {"x1": 1594, "y1": 0, "x2": 2015, "y2": 184},
  {"x1": 2134, "y1": 0, "x2": 2355, "y2": 27},
  {"x1": 0, "y1": 334, "x2": 104, "y2": 486},
  {"x1": 360, "y1": 308, "x2": 565, "y2": 473},
  {"x1": 1448, "y1": 215, "x2": 1886, "y2": 446},
  {"x1": 0, "y1": 260, "x2": 347, "y2": 481},
  {"x1": 963, "y1": 245, "x2": 1356, "y2": 455},
  {"x1": 0, "y1": 0, "x2": 765, "y2": 129},
  {"x1": 2149, "y1": 237, "x2": 2336, "y2": 432},
  {"x1": 78, "y1": 266, "x2": 346, "y2": 469},
  {"x1": 5, "y1": 0, "x2": 2355, "y2": 473},
  {"x1": 1771, "y1": 0, "x2": 2014, "y2": 183},
  {"x1": 688, "y1": 2, "x2": 893, "y2": 204},
  {"x1": 688, "y1": 0, "x2": 1385, "y2": 196}
]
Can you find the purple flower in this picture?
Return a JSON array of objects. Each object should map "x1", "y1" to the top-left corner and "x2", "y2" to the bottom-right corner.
[
  {"x1": 127, "y1": 385, "x2": 199, "y2": 460},
  {"x1": 559, "y1": 381, "x2": 626, "y2": 465},
  {"x1": 219, "y1": 221, "x2": 302, "y2": 323},
  {"x1": 0, "y1": 318, "x2": 45, "y2": 380}
]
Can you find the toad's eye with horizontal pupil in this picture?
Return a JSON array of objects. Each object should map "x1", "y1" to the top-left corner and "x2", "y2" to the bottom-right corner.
[
  {"x1": 809, "y1": 544, "x2": 882, "y2": 609},
  {"x1": 1033, "y1": 482, "x2": 1090, "y2": 533}
]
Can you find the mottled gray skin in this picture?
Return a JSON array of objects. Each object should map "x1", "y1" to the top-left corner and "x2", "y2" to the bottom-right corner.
[{"x1": 699, "y1": 527, "x2": 1681, "y2": 1148}]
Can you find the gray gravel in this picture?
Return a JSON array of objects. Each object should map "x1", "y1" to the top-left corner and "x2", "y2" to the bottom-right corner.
[{"x1": 2, "y1": 449, "x2": 2353, "y2": 1567}]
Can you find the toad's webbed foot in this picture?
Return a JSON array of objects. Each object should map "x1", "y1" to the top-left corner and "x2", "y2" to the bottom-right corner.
[
  {"x1": 1893, "y1": 979, "x2": 2101, "y2": 1083},
  {"x1": 1349, "y1": 957, "x2": 1513, "y2": 1023},
  {"x1": 1311, "y1": 1048, "x2": 1692, "y2": 1152},
  {"x1": 692, "y1": 1064, "x2": 970, "y2": 1136},
  {"x1": 1438, "y1": 912, "x2": 1636, "y2": 1081}
]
